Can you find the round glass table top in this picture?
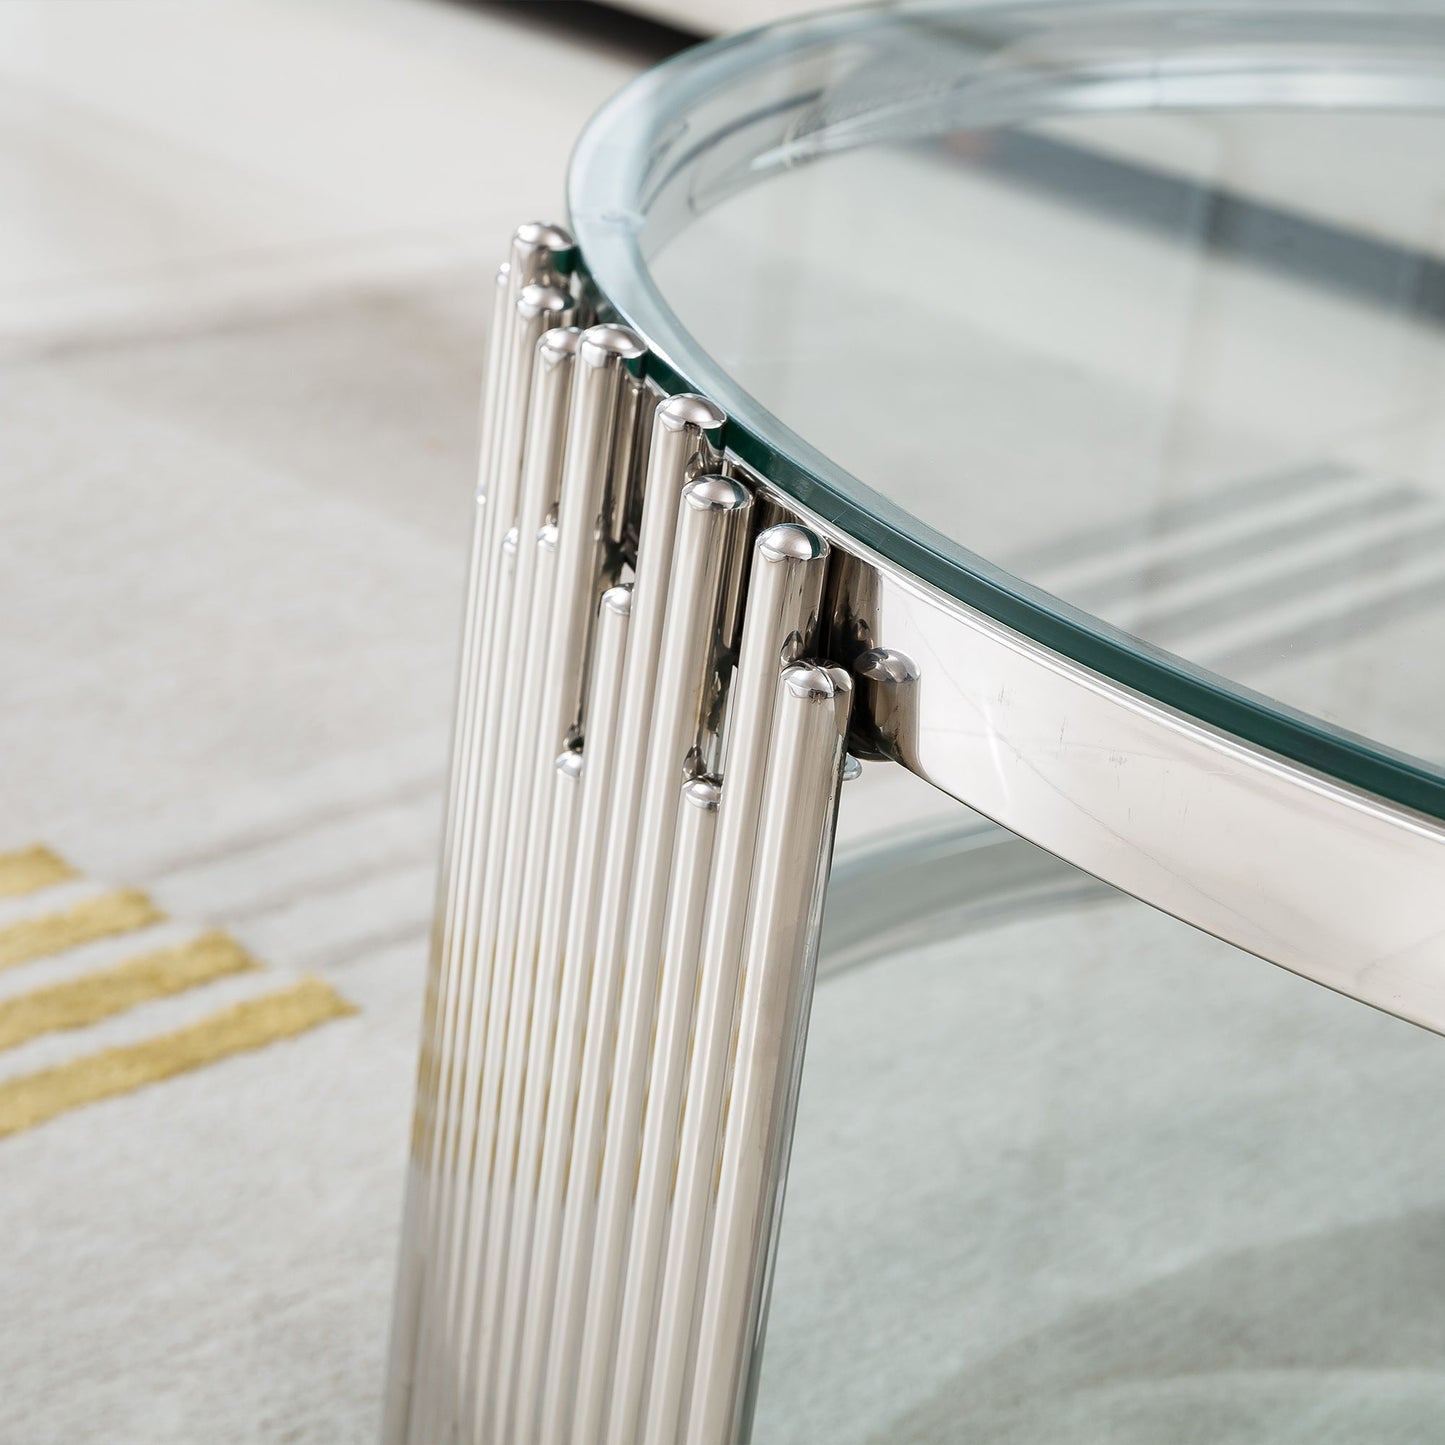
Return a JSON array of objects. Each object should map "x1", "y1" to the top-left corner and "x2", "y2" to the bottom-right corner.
[{"x1": 568, "y1": 0, "x2": 1445, "y2": 820}]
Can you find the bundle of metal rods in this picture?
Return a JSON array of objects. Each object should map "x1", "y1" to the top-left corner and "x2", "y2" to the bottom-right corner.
[{"x1": 383, "y1": 223, "x2": 853, "y2": 1445}]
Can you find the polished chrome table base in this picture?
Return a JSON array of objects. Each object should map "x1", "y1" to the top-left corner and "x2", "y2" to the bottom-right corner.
[
  {"x1": 384, "y1": 224, "x2": 852, "y2": 1445},
  {"x1": 385, "y1": 199, "x2": 1445, "y2": 1441}
]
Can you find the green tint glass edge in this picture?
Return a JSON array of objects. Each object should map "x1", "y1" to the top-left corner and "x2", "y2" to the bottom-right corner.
[
  {"x1": 567, "y1": 1, "x2": 1445, "y2": 822},
  {"x1": 630, "y1": 331, "x2": 1445, "y2": 821}
]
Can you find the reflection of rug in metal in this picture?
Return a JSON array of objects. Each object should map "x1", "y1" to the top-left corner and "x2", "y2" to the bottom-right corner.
[{"x1": 0, "y1": 845, "x2": 353, "y2": 1139}]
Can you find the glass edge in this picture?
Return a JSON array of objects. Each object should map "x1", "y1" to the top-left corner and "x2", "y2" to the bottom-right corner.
[{"x1": 567, "y1": 2, "x2": 1445, "y2": 824}]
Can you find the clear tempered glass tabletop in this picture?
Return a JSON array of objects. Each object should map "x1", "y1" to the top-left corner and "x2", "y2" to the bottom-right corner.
[{"x1": 568, "y1": 0, "x2": 1445, "y2": 820}]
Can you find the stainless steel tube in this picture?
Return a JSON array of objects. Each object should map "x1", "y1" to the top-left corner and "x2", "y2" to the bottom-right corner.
[
  {"x1": 577, "y1": 396, "x2": 728, "y2": 1203},
  {"x1": 434, "y1": 249, "x2": 518, "y2": 932},
  {"x1": 564, "y1": 471, "x2": 751, "y2": 1445},
  {"x1": 430, "y1": 284, "x2": 573, "y2": 1219},
  {"x1": 406, "y1": 525, "x2": 519, "y2": 1445},
  {"x1": 450, "y1": 523, "x2": 569, "y2": 1445},
  {"x1": 382, "y1": 257, "x2": 511, "y2": 1445},
  {"x1": 607, "y1": 369, "x2": 653, "y2": 552},
  {"x1": 517, "y1": 471, "x2": 745, "y2": 1445},
  {"x1": 443, "y1": 522, "x2": 558, "y2": 1417},
  {"x1": 602, "y1": 776, "x2": 722, "y2": 1445},
  {"x1": 471, "y1": 324, "x2": 640, "y2": 1444},
  {"x1": 579, "y1": 399, "x2": 730, "y2": 1177},
  {"x1": 641, "y1": 524, "x2": 829, "y2": 1445},
  {"x1": 486, "y1": 733, "x2": 585, "y2": 1445},
  {"x1": 421, "y1": 289, "x2": 572, "y2": 1264},
  {"x1": 414, "y1": 256, "x2": 512, "y2": 1222},
  {"x1": 433, "y1": 260, "x2": 511, "y2": 967},
  {"x1": 683, "y1": 663, "x2": 852, "y2": 1445},
  {"x1": 469, "y1": 583, "x2": 633, "y2": 1437},
  {"x1": 436, "y1": 327, "x2": 579, "y2": 1260},
  {"x1": 411, "y1": 281, "x2": 576, "y2": 1445},
  {"x1": 387, "y1": 222, "x2": 574, "y2": 1445},
  {"x1": 420, "y1": 224, "x2": 570, "y2": 1196},
  {"x1": 432, "y1": 326, "x2": 582, "y2": 1429},
  {"x1": 443, "y1": 330, "x2": 642, "y2": 1429},
  {"x1": 510, "y1": 220, "x2": 575, "y2": 284},
  {"x1": 436, "y1": 310, "x2": 601, "y2": 1283},
  {"x1": 507, "y1": 784, "x2": 605, "y2": 1442},
  {"x1": 545, "y1": 401, "x2": 727, "y2": 1321},
  {"x1": 545, "y1": 324, "x2": 647, "y2": 747},
  {"x1": 467, "y1": 328, "x2": 639, "y2": 1245},
  {"x1": 420, "y1": 258, "x2": 526, "y2": 1214}
]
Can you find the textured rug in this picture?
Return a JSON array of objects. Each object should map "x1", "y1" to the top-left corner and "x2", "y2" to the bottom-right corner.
[
  {"x1": 0, "y1": 270, "x2": 477, "y2": 1441},
  {"x1": 0, "y1": 2, "x2": 641, "y2": 1435},
  {"x1": 4, "y1": 3, "x2": 1444, "y2": 1443}
]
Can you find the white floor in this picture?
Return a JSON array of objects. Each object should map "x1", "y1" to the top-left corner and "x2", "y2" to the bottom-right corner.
[
  {"x1": 0, "y1": 0, "x2": 648, "y2": 348},
  {"x1": 0, "y1": 4, "x2": 649, "y2": 1441},
  {"x1": 4, "y1": 4, "x2": 1445, "y2": 1444}
]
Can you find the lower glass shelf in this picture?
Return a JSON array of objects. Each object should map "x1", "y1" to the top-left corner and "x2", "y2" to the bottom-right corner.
[{"x1": 760, "y1": 769, "x2": 1445, "y2": 1444}]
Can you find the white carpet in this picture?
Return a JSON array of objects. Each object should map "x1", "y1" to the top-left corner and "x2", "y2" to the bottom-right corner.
[
  {"x1": 0, "y1": 4, "x2": 640, "y2": 1440},
  {"x1": 3, "y1": 3, "x2": 1443, "y2": 1443}
]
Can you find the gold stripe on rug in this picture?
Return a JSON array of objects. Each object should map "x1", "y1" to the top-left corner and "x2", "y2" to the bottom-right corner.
[
  {"x1": 0, "y1": 931, "x2": 259, "y2": 1052},
  {"x1": 0, "y1": 845, "x2": 77, "y2": 900},
  {"x1": 0, "y1": 889, "x2": 163, "y2": 971},
  {"x1": 0, "y1": 977, "x2": 356, "y2": 1138}
]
